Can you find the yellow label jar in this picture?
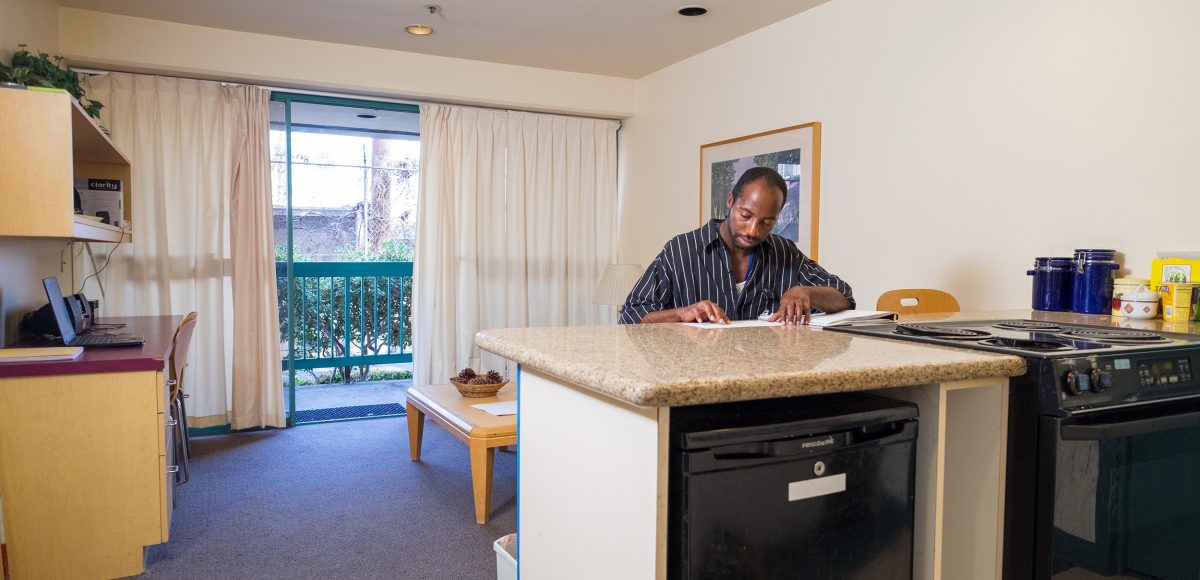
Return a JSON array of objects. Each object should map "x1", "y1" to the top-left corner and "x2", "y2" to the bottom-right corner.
[{"x1": 1162, "y1": 283, "x2": 1197, "y2": 322}]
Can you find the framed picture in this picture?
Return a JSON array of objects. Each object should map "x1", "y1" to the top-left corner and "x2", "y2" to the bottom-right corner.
[{"x1": 700, "y1": 122, "x2": 821, "y2": 260}]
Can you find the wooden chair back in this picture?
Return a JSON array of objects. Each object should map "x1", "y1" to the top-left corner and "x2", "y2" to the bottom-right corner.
[
  {"x1": 876, "y1": 289, "x2": 961, "y2": 315},
  {"x1": 169, "y1": 312, "x2": 199, "y2": 403}
]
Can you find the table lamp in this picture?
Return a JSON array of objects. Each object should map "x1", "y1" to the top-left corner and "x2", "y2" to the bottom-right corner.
[{"x1": 594, "y1": 264, "x2": 644, "y2": 312}]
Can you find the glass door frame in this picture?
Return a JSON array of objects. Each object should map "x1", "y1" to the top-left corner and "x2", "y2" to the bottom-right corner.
[{"x1": 271, "y1": 91, "x2": 420, "y2": 426}]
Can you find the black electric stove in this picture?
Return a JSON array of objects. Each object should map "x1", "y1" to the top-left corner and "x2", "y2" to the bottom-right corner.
[
  {"x1": 830, "y1": 319, "x2": 1200, "y2": 414},
  {"x1": 828, "y1": 319, "x2": 1200, "y2": 579}
]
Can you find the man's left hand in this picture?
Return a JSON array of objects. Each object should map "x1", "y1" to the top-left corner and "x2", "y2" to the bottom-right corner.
[{"x1": 768, "y1": 286, "x2": 815, "y2": 325}]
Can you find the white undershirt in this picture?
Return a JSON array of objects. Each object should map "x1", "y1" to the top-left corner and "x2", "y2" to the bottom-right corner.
[{"x1": 736, "y1": 281, "x2": 746, "y2": 295}]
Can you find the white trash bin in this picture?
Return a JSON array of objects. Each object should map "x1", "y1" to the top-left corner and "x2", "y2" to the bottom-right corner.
[{"x1": 494, "y1": 533, "x2": 517, "y2": 580}]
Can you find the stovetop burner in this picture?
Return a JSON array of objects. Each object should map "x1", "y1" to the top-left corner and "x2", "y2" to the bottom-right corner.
[
  {"x1": 894, "y1": 323, "x2": 991, "y2": 340},
  {"x1": 979, "y1": 337, "x2": 1074, "y2": 352},
  {"x1": 993, "y1": 320, "x2": 1063, "y2": 331},
  {"x1": 1055, "y1": 328, "x2": 1171, "y2": 344},
  {"x1": 832, "y1": 319, "x2": 1200, "y2": 359}
]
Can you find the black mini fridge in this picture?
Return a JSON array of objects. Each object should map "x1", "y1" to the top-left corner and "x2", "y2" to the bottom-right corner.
[{"x1": 668, "y1": 393, "x2": 918, "y2": 580}]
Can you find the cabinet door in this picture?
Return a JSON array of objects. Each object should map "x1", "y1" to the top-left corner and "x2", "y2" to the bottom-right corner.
[{"x1": 0, "y1": 90, "x2": 74, "y2": 237}]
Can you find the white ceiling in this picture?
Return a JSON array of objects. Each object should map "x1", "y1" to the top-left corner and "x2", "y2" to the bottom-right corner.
[{"x1": 57, "y1": 0, "x2": 832, "y2": 78}]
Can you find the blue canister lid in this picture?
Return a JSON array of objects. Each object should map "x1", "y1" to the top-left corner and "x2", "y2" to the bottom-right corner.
[
  {"x1": 1074, "y1": 249, "x2": 1116, "y2": 262},
  {"x1": 1032, "y1": 257, "x2": 1074, "y2": 270}
]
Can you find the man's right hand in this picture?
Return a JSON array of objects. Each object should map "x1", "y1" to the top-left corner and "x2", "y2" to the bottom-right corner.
[
  {"x1": 639, "y1": 300, "x2": 730, "y2": 324},
  {"x1": 679, "y1": 300, "x2": 730, "y2": 323}
]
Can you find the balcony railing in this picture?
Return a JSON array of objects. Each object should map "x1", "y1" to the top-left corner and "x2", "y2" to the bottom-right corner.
[{"x1": 276, "y1": 261, "x2": 413, "y2": 370}]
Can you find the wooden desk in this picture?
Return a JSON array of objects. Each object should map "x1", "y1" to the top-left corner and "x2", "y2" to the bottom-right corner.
[
  {"x1": 406, "y1": 384, "x2": 517, "y2": 524},
  {"x1": 0, "y1": 316, "x2": 181, "y2": 579}
]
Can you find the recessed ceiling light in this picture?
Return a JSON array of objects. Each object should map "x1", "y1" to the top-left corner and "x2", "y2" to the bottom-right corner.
[
  {"x1": 356, "y1": 114, "x2": 378, "y2": 119},
  {"x1": 405, "y1": 24, "x2": 434, "y2": 35},
  {"x1": 677, "y1": 5, "x2": 708, "y2": 16}
]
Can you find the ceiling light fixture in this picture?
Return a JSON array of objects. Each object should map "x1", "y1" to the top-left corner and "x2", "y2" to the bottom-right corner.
[
  {"x1": 406, "y1": 5, "x2": 440, "y2": 36},
  {"x1": 677, "y1": 5, "x2": 708, "y2": 16}
]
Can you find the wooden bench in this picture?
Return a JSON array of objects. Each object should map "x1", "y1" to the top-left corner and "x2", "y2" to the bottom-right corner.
[{"x1": 406, "y1": 383, "x2": 517, "y2": 524}]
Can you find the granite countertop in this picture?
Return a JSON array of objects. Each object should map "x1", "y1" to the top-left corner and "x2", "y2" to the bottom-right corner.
[{"x1": 476, "y1": 323, "x2": 1026, "y2": 407}]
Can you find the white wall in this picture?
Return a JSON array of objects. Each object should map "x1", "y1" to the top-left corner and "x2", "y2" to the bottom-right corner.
[
  {"x1": 57, "y1": 8, "x2": 636, "y2": 118},
  {"x1": 619, "y1": 0, "x2": 1200, "y2": 310},
  {"x1": 0, "y1": 0, "x2": 66, "y2": 346},
  {"x1": 0, "y1": 0, "x2": 57, "y2": 62}
]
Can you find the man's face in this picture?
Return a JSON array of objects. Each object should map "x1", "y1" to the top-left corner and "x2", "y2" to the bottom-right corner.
[{"x1": 724, "y1": 178, "x2": 784, "y2": 251}]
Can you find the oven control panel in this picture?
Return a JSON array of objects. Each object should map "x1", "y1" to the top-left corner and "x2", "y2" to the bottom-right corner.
[
  {"x1": 1137, "y1": 357, "x2": 1193, "y2": 387},
  {"x1": 1053, "y1": 351, "x2": 1199, "y2": 411}
]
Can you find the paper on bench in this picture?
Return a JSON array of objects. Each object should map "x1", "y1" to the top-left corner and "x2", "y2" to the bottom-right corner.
[
  {"x1": 471, "y1": 401, "x2": 517, "y2": 416},
  {"x1": 683, "y1": 319, "x2": 781, "y2": 329}
]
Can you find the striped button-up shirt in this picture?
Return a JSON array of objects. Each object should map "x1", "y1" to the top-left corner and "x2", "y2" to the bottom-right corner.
[{"x1": 620, "y1": 220, "x2": 855, "y2": 324}]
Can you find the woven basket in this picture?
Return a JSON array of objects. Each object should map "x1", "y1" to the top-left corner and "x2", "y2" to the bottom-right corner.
[{"x1": 450, "y1": 377, "x2": 508, "y2": 398}]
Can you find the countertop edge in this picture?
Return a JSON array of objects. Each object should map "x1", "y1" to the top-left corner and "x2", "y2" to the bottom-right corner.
[{"x1": 476, "y1": 330, "x2": 1027, "y2": 407}]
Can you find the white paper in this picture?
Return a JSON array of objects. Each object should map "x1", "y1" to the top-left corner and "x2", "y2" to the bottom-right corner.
[
  {"x1": 683, "y1": 319, "x2": 782, "y2": 329},
  {"x1": 471, "y1": 401, "x2": 517, "y2": 416},
  {"x1": 808, "y1": 310, "x2": 898, "y2": 328}
]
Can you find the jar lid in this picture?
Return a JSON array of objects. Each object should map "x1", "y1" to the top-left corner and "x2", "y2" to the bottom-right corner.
[
  {"x1": 1076, "y1": 249, "x2": 1117, "y2": 261},
  {"x1": 1114, "y1": 277, "x2": 1151, "y2": 285},
  {"x1": 1033, "y1": 257, "x2": 1074, "y2": 268},
  {"x1": 1124, "y1": 286, "x2": 1160, "y2": 301}
]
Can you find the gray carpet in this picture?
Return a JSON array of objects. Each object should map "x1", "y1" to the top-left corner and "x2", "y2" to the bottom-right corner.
[{"x1": 140, "y1": 416, "x2": 516, "y2": 580}]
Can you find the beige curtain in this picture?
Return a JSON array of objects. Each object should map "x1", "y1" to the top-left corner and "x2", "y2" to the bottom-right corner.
[
  {"x1": 414, "y1": 104, "x2": 619, "y2": 386},
  {"x1": 227, "y1": 86, "x2": 285, "y2": 429},
  {"x1": 82, "y1": 73, "x2": 284, "y2": 429}
]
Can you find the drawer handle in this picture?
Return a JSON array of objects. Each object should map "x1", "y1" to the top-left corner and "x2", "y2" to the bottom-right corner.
[
  {"x1": 166, "y1": 465, "x2": 180, "y2": 474},
  {"x1": 166, "y1": 418, "x2": 178, "y2": 427},
  {"x1": 166, "y1": 379, "x2": 178, "y2": 387}
]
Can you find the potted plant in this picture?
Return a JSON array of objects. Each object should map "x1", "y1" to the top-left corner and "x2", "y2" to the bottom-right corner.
[{"x1": 1, "y1": 44, "x2": 104, "y2": 119}]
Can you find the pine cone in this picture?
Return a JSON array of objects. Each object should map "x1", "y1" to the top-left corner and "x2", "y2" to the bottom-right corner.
[
  {"x1": 468, "y1": 377, "x2": 493, "y2": 385},
  {"x1": 457, "y1": 367, "x2": 477, "y2": 381},
  {"x1": 486, "y1": 370, "x2": 504, "y2": 383}
]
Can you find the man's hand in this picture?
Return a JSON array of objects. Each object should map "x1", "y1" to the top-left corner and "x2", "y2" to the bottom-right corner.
[
  {"x1": 640, "y1": 300, "x2": 730, "y2": 323},
  {"x1": 768, "y1": 286, "x2": 852, "y2": 325},
  {"x1": 768, "y1": 286, "x2": 815, "y2": 325},
  {"x1": 679, "y1": 300, "x2": 730, "y2": 324}
]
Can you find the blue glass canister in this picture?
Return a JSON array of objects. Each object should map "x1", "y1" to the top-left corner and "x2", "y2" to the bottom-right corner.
[
  {"x1": 1071, "y1": 249, "x2": 1120, "y2": 314},
  {"x1": 1027, "y1": 257, "x2": 1074, "y2": 311}
]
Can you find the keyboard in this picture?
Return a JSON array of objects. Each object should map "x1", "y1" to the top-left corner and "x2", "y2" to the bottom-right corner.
[{"x1": 71, "y1": 333, "x2": 144, "y2": 347}]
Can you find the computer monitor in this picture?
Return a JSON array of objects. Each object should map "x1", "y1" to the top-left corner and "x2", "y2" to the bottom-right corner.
[{"x1": 42, "y1": 276, "x2": 78, "y2": 344}]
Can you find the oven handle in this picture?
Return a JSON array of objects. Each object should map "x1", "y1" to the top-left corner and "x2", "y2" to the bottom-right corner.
[{"x1": 1061, "y1": 408, "x2": 1200, "y2": 441}]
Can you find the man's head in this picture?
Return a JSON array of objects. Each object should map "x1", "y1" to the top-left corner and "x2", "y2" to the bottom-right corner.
[{"x1": 723, "y1": 167, "x2": 787, "y2": 252}]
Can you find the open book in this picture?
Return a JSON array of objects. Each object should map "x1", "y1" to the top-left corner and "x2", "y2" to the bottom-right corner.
[{"x1": 808, "y1": 310, "x2": 898, "y2": 328}]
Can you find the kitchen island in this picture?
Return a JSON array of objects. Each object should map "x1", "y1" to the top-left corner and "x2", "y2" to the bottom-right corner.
[{"x1": 476, "y1": 321, "x2": 1027, "y2": 580}]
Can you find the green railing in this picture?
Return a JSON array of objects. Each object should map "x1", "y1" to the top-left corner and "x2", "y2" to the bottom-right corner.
[{"x1": 276, "y1": 261, "x2": 414, "y2": 370}]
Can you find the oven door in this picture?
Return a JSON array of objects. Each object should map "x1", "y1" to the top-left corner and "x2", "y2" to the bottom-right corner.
[{"x1": 1038, "y1": 397, "x2": 1200, "y2": 579}]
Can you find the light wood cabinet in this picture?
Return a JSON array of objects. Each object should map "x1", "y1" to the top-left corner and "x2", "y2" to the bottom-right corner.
[
  {"x1": 0, "y1": 316, "x2": 178, "y2": 579},
  {"x1": 0, "y1": 89, "x2": 132, "y2": 243}
]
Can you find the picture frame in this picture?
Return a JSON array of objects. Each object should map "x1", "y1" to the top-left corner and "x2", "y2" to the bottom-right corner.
[{"x1": 699, "y1": 122, "x2": 821, "y2": 260}]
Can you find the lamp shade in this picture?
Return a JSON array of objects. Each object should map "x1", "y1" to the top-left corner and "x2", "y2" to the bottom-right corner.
[{"x1": 594, "y1": 264, "x2": 644, "y2": 305}]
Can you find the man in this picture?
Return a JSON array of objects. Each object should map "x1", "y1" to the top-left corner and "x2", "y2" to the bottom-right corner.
[{"x1": 621, "y1": 166, "x2": 854, "y2": 325}]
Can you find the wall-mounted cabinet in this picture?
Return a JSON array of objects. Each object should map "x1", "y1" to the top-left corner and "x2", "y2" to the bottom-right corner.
[{"x1": 0, "y1": 88, "x2": 132, "y2": 243}]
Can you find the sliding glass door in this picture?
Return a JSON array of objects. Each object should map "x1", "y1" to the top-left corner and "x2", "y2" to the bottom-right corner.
[{"x1": 269, "y1": 93, "x2": 419, "y2": 425}]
